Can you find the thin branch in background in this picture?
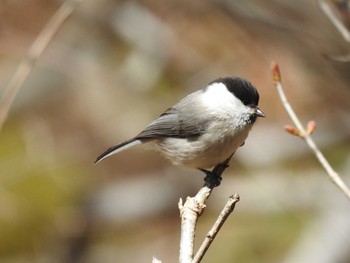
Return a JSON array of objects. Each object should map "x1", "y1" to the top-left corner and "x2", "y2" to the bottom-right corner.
[
  {"x1": 318, "y1": 0, "x2": 350, "y2": 42},
  {"x1": 0, "y1": 0, "x2": 82, "y2": 132},
  {"x1": 271, "y1": 62, "x2": 350, "y2": 200},
  {"x1": 322, "y1": 53, "x2": 350, "y2": 62},
  {"x1": 192, "y1": 194, "x2": 240, "y2": 263},
  {"x1": 318, "y1": 0, "x2": 350, "y2": 62}
]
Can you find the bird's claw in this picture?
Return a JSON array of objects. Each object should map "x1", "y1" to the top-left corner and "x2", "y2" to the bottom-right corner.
[{"x1": 198, "y1": 167, "x2": 224, "y2": 187}]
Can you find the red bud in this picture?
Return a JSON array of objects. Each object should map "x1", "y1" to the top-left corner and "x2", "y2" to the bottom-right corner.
[
  {"x1": 271, "y1": 62, "x2": 282, "y2": 83},
  {"x1": 284, "y1": 125, "x2": 301, "y2": 137},
  {"x1": 307, "y1": 120, "x2": 316, "y2": 135}
]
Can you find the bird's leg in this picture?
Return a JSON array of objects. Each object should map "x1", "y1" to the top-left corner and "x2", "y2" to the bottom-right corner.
[
  {"x1": 198, "y1": 168, "x2": 223, "y2": 187},
  {"x1": 198, "y1": 162, "x2": 229, "y2": 187},
  {"x1": 198, "y1": 152, "x2": 236, "y2": 188}
]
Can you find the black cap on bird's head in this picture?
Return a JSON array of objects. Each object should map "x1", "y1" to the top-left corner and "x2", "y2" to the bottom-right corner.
[
  {"x1": 211, "y1": 76, "x2": 265, "y2": 118},
  {"x1": 211, "y1": 77, "x2": 259, "y2": 106}
]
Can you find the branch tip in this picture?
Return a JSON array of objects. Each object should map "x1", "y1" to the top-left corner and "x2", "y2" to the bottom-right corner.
[
  {"x1": 271, "y1": 62, "x2": 282, "y2": 83},
  {"x1": 152, "y1": 256, "x2": 162, "y2": 263},
  {"x1": 230, "y1": 193, "x2": 240, "y2": 202}
]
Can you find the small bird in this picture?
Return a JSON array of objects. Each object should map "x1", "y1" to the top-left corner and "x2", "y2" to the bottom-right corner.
[{"x1": 95, "y1": 76, "x2": 265, "y2": 179}]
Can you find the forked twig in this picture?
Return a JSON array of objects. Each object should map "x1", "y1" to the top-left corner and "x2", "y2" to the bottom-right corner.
[
  {"x1": 178, "y1": 153, "x2": 237, "y2": 263},
  {"x1": 271, "y1": 62, "x2": 350, "y2": 200},
  {"x1": 0, "y1": 0, "x2": 82, "y2": 132}
]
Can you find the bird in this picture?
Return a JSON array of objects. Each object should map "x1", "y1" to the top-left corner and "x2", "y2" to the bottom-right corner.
[{"x1": 95, "y1": 76, "x2": 265, "y2": 181}]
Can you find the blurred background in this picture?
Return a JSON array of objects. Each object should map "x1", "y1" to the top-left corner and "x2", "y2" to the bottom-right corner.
[{"x1": 1, "y1": 0, "x2": 350, "y2": 262}]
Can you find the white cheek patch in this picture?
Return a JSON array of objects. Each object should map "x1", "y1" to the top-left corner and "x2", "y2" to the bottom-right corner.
[{"x1": 200, "y1": 82, "x2": 246, "y2": 114}]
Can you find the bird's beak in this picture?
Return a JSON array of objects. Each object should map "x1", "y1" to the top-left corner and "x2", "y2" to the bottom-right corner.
[{"x1": 255, "y1": 107, "x2": 266, "y2": 117}]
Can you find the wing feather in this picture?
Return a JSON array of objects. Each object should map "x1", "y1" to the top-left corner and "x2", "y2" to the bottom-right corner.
[{"x1": 136, "y1": 94, "x2": 210, "y2": 139}]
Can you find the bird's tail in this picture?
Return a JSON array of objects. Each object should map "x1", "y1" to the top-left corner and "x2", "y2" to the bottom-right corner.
[{"x1": 94, "y1": 139, "x2": 143, "y2": 164}]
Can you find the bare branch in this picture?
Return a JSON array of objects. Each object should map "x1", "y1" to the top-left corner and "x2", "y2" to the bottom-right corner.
[
  {"x1": 322, "y1": 52, "x2": 350, "y2": 62},
  {"x1": 178, "y1": 153, "x2": 236, "y2": 262},
  {"x1": 192, "y1": 194, "x2": 240, "y2": 263},
  {"x1": 318, "y1": 0, "x2": 350, "y2": 43},
  {"x1": 318, "y1": 0, "x2": 350, "y2": 62},
  {"x1": 271, "y1": 62, "x2": 350, "y2": 200},
  {"x1": 178, "y1": 188, "x2": 211, "y2": 263},
  {"x1": 0, "y1": 0, "x2": 82, "y2": 132}
]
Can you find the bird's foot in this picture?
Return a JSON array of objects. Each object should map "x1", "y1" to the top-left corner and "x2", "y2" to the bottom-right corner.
[{"x1": 198, "y1": 162, "x2": 229, "y2": 187}]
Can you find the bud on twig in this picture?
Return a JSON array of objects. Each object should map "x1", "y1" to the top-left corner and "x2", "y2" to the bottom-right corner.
[
  {"x1": 272, "y1": 62, "x2": 350, "y2": 200},
  {"x1": 271, "y1": 62, "x2": 282, "y2": 83},
  {"x1": 284, "y1": 125, "x2": 301, "y2": 137},
  {"x1": 306, "y1": 120, "x2": 316, "y2": 135}
]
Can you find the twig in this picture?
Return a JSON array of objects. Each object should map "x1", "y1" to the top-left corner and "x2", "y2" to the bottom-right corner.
[
  {"x1": 0, "y1": 0, "x2": 82, "y2": 132},
  {"x1": 318, "y1": 0, "x2": 350, "y2": 62},
  {"x1": 178, "y1": 154, "x2": 235, "y2": 263},
  {"x1": 318, "y1": 0, "x2": 350, "y2": 43},
  {"x1": 192, "y1": 194, "x2": 240, "y2": 263},
  {"x1": 178, "y1": 188, "x2": 209, "y2": 263},
  {"x1": 271, "y1": 62, "x2": 350, "y2": 200},
  {"x1": 322, "y1": 53, "x2": 350, "y2": 62}
]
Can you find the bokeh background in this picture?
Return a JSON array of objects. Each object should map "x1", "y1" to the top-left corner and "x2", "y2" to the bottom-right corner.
[{"x1": 1, "y1": 0, "x2": 350, "y2": 262}]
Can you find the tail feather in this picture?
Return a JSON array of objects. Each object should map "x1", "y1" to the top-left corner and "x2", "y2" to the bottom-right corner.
[{"x1": 94, "y1": 139, "x2": 142, "y2": 164}]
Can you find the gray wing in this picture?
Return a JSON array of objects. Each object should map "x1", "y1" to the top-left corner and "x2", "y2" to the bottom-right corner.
[{"x1": 136, "y1": 92, "x2": 210, "y2": 139}]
